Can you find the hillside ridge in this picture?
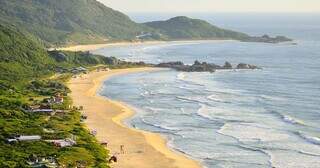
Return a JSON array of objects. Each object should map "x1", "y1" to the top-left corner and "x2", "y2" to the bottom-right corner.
[{"x1": 0, "y1": 0, "x2": 292, "y2": 46}]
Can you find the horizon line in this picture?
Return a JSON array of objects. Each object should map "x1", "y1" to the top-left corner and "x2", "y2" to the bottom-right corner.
[{"x1": 126, "y1": 11, "x2": 320, "y2": 14}]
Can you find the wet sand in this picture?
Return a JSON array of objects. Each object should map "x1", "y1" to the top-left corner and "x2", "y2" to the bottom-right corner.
[{"x1": 68, "y1": 68, "x2": 201, "y2": 168}]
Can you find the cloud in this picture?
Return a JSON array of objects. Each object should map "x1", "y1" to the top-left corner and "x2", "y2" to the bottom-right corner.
[{"x1": 97, "y1": 0, "x2": 320, "y2": 13}]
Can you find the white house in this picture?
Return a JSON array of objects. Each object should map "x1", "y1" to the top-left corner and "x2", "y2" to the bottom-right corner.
[
  {"x1": 7, "y1": 135, "x2": 42, "y2": 143},
  {"x1": 30, "y1": 109, "x2": 54, "y2": 113},
  {"x1": 47, "y1": 138, "x2": 76, "y2": 148},
  {"x1": 17, "y1": 135, "x2": 42, "y2": 141}
]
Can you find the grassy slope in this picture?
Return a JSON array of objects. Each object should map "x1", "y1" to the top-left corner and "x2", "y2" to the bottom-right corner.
[
  {"x1": 0, "y1": 0, "x2": 151, "y2": 45},
  {"x1": 0, "y1": 0, "x2": 259, "y2": 46},
  {"x1": 0, "y1": 24, "x2": 55, "y2": 86},
  {"x1": 0, "y1": 22, "x2": 151, "y2": 167},
  {"x1": 0, "y1": 24, "x2": 113, "y2": 167},
  {"x1": 144, "y1": 16, "x2": 250, "y2": 40}
]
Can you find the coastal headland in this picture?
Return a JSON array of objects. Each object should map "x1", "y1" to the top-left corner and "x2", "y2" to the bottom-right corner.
[{"x1": 68, "y1": 68, "x2": 201, "y2": 168}]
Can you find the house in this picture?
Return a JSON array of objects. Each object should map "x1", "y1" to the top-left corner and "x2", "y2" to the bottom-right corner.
[
  {"x1": 17, "y1": 135, "x2": 42, "y2": 141},
  {"x1": 71, "y1": 66, "x2": 88, "y2": 74},
  {"x1": 55, "y1": 110, "x2": 66, "y2": 113},
  {"x1": 136, "y1": 32, "x2": 152, "y2": 39},
  {"x1": 90, "y1": 130, "x2": 97, "y2": 136},
  {"x1": 6, "y1": 138, "x2": 18, "y2": 143},
  {"x1": 47, "y1": 138, "x2": 76, "y2": 148},
  {"x1": 28, "y1": 156, "x2": 58, "y2": 168},
  {"x1": 96, "y1": 67, "x2": 110, "y2": 72},
  {"x1": 30, "y1": 109, "x2": 54, "y2": 114},
  {"x1": 43, "y1": 128, "x2": 55, "y2": 133},
  {"x1": 7, "y1": 135, "x2": 41, "y2": 143},
  {"x1": 77, "y1": 66, "x2": 87, "y2": 71},
  {"x1": 27, "y1": 104, "x2": 54, "y2": 114},
  {"x1": 28, "y1": 105, "x2": 41, "y2": 110},
  {"x1": 53, "y1": 96, "x2": 64, "y2": 104},
  {"x1": 52, "y1": 93, "x2": 64, "y2": 104}
]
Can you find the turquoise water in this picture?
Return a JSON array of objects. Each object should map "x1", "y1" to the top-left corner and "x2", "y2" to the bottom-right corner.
[{"x1": 94, "y1": 14, "x2": 320, "y2": 168}]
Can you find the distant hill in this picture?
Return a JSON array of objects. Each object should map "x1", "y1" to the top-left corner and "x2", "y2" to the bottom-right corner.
[
  {"x1": 145, "y1": 16, "x2": 292, "y2": 42},
  {"x1": 144, "y1": 16, "x2": 250, "y2": 40},
  {"x1": 0, "y1": 1, "x2": 292, "y2": 45},
  {"x1": 0, "y1": 0, "x2": 151, "y2": 45}
]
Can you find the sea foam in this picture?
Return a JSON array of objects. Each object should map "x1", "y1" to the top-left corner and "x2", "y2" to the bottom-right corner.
[{"x1": 296, "y1": 132, "x2": 320, "y2": 145}]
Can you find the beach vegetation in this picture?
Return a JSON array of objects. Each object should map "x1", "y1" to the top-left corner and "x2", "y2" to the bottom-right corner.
[{"x1": 0, "y1": 23, "x2": 123, "y2": 167}]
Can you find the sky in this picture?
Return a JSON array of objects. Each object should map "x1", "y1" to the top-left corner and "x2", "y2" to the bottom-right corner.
[{"x1": 97, "y1": 0, "x2": 320, "y2": 13}]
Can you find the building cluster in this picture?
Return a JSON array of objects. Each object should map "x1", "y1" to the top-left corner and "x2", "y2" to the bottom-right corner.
[
  {"x1": 56, "y1": 66, "x2": 88, "y2": 74},
  {"x1": 6, "y1": 135, "x2": 77, "y2": 148},
  {"x1": 46, "y1": 138, "x2": 77, "y2": 148},
  {"x1": 71, "y1": 66, "x2": 88, "y2": 74},
  {"x1": 96, "y1": 66, "x2": 110, "y2": 72},
  {"x1": 28, "y1": 156, "x2": 58, "y2": 168},
  {"x1": 27, "y1": 93, "x2": 67, "y2": 115}
]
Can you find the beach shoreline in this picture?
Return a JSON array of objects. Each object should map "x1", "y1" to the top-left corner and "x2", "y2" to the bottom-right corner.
[
  {"x1": 55, "y1": 41, "x2": 166, "y2": 52},
  {"x1": 56, "y1": 39, "x2": 235, "y2": 52},
  {"x1": 68, "y1": 67, "x2": 201, "y2": 168}
]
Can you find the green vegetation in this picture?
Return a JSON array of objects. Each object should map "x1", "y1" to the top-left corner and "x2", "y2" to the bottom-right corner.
[
  {"x1": 0, "y1": 90, "x2": 109, "y2": 167},
  {"x1": 48, "y1": 51, "x2": 121, "y2": 67},
  {"x1": 0, "y1": 1, "x2": 293, "y2": 165},
  {"x1": 0, "y1": 24, "x2": 55, "y2": 86},
  {"x1": 0, "y1": 23, "x2": 150, "y2": 167},
  {"x1": 0, "y1": 0, "x2": 291, "y2": 46},
  {"x1": 0, "y1": 0, "x2": 153, "y2": 45},
  {"x1": 144, "y1": 16, "x2": 250, "y2": 40},
  {"x1": 0, "y1": 25, "x2": 108, "y2": 167}
]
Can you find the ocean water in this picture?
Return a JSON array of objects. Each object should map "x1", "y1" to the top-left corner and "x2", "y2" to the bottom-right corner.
[{"x1": 94, "y1": 13, "x2": 320, "y2": 168}]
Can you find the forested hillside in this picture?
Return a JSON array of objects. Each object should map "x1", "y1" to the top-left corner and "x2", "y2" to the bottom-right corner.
[
  {"x1": 0, "y1": 24, "x2": 55, "y2": 85},
  {"x1": 0, "y1": 24, "x2": 148, "y2": 167},
  {"x1": 0, "y1": 0, "x2": 152, "y2": 45},
  {"x1": 144, "y1": 16, "x2": 250, "y2": 40},
  {"x1": 0, "y1": 0, "x2": 291, "y2": 46}
]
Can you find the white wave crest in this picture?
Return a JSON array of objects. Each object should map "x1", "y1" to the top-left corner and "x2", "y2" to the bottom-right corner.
[
  {"x1": 196, "y1": 104, "x2": 213, "y2": 120},
  {"x1": 282, "y1": 115, "x2": 305, "y2": 125},
  {"x1": 177, "y1": 72, "x2": 186, "y2": 81},
  {"x1": 297, "y1": 132, "x2": 320, "y2": 145}
]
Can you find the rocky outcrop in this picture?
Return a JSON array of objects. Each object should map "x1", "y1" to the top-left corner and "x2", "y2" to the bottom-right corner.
[
  {"x1": 236, "y1": 63, "x2": 260, "y2": 69},
  {"x1": 156, "y1": 61, "x2": 261, "y2": 72},
  {"x1": 223, "y1": 61, "x2": 233, "y2": 69},
  {"x1": 243, "y1": 34, "x2": 293, "y2": 43}
]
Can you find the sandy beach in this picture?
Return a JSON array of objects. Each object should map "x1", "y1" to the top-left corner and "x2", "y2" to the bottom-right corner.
[
  {"x1": 56, "y1": 40, "x2": 234, "y2": 52},
  {"x1": 56, "y1": 41, "x2": 166, "y2": 52},
  {"x1": 68, "y1": 68, "x2": 201, "y2": 168}
]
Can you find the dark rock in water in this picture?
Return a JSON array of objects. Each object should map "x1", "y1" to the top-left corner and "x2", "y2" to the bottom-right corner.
[
  {"x1": 156, "y1": 61, "x2": 260, "y2": 72},
  {"x1": 156, "y1": 61, "x2": 216, "y2": 72},
  {"x1": 157, "y1": 61, "x2": 185, "y2": 69},
  {"x1": 186, "y1": 61, "x2": 217, "y2": 72},
  {"x1": 223, "y1": 61, "x2": 233, "y2": 69},
  {"x1": 262, "y1": 34, "x2": 270, "y2": 39},
  {"x1": 236, "y1": 63, "x2": 260, "y2": 69},
  {"x1": 243, "y1": 34, "x2": 293, "y2": 43},
  {"x1": 194, "y1": 60, "x2": 201, "y2": 65}
]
